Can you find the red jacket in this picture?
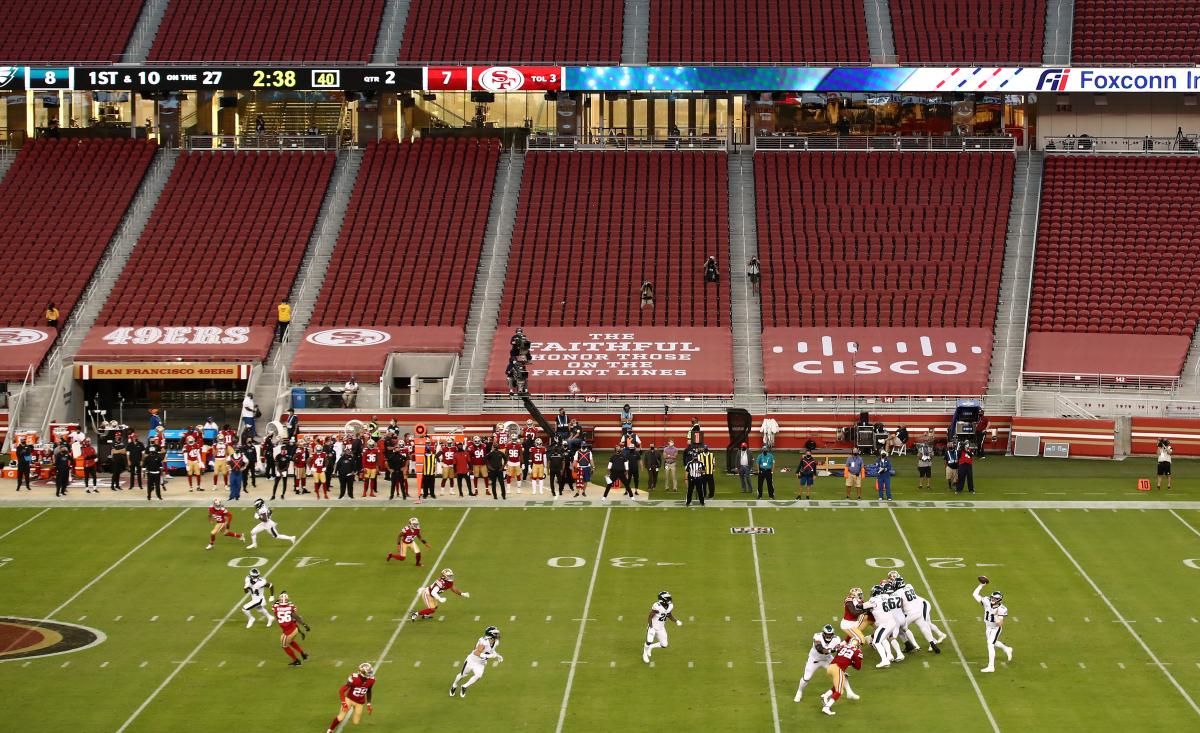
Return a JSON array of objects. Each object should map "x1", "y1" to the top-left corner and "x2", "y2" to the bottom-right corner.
[{"x1": 82, "y1": 446, "x2": 98, "y2": 468}]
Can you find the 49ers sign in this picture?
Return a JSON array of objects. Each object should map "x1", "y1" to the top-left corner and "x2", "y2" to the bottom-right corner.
[
  {"x1": 0, "y1": 326, "x2": 56, "y2": 380},
  {"x1": 290, "y1": 326, "x2": 465, "y2": 381},
  {"x1": 76, "y1": 326, "x2": 276, "y2": 362},
  {"x1": 762, "y1": 327, "x2": 992, "y2": 396}
]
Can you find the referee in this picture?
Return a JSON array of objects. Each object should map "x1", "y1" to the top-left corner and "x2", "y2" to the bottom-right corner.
[
  {"x1": 685, "y1": 453, "x2": 706, "y2": 507},
  {"x1": 421, "y1": 448, "x2": 438, "y2": 500},
  {"x1": 700, "y1": 446, "x2": 717, "y2": 499}
]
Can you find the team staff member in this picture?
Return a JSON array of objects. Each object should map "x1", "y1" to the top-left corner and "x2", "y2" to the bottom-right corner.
[
  {"x1": 15, "y1": 440, "x2": 35, "y2": 491},
  {"x1": 386, "y1": 442, "x2": 408, "y2": 500},
  {"x1": 662, "y1": 440, "x2": 679, "y2": 491},
  {"x1": 454, "y1": 443, "x2": 472, "y2": 496},
  {"x1": 54, "y1": 443, "x2": 72, "y2": 497},
  {"x1": 685, "y1": 452, "x2": 706, "y2": 507},
  {"x1": 955, "y1": 443, "x2": 975, "y2": 494},
  {"x1": 336, "y1": 451, "x2": 357, "y2": 499},
  {"x1": 275, "y1": 300, "x2": 291, "y2": 342},
  {"x1": 844, "y1": 448, "x2": 864, "y2": 500},
  {"x1": 943, "y1": 441, "x2": 959, "y2": 492},
  {"x1": 81, "y1": 438, "x2": 99, "y2": 493},
  {"x1": 127, "y1": 435, "x2": 144, "y2": 489},
  {"x1": 700, "y1": 446, "x2": 717, "y2": 499},
  {"x1": 644, "y1": 443, "x2": 661, "y2": 491},
  {"x1": 486, "y1": 443, "x2": 507, "y2": 500},
  {"x1": 756, "y1": 446, "x2": 776, "y2": 499},
  {"x1": 1157, "y1": 438, "x2": 1173, "y2": 490},
  {"x1": 144, "y1": 443, "x2": 164, "y2": 500},
  {"x1": 110, "y1": 432, "x2": 128, "y2": 491},
  {"x1": 548, "y1": 439, "x2": 565, "y2": 497},
  {"x1": 796, "y1": 450, "x2": 818, "y2": 500}
]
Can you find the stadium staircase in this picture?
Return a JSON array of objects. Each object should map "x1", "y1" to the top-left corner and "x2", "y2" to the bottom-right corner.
[
  {"x1": 122, "y1": 0, "x2": 171, "y2": 62},
  {"x1": 1043, "y1": 0, "x2": 1074, "y2": 64},
  {"x1": 449, "y1": 150, "x2": 526, "y2": 412},
  {"x1": 863, "y1": 0, "x2": 898, "y2": 64},
  {"x1": 372, "y1": 0, "x2": 412, "y2": 64},
  {"x1": 622, "y1": 0, "x2": 650, "y2": 64},
  {"x1": 986, "y1": 151, "x2": 1043, "y2": 412},
  {"x1": 241, "y1": 98, "x2": 347, "y2": 135},
  {"x1": 1174, "y1": 326, "x2": 1200, "y2": 394},
  {"x1": 727, "y1": 152, "x2": 765, "y2": 405},
  {"x1": 253, "y1": 148, "x2": 365, "y2": 422},
  {"x1": 14, "y1": 149, "x2": 179, "y2": 437}
]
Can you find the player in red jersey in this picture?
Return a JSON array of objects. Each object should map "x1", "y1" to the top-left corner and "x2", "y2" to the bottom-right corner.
[
  {"x1": 220, "y1": 424, "x2": 237, "y2": 446},
  {"x1": 310, "y1": 449, "x2": 329, "y2": 499},
  {"x1": 184, "y1": 436, "x2": 205, "y2": 491},
  {"x1": 292, "y1": 441, "x2": 310, "y2": 495},
  {"x1": 361, "y1": 440, "x2": 382, "y2": 497},
  {"x1": 528, "y1": 438, "x2": 547, "y2": 494},
  {"x1": 521, "y1": 419, "x2": 538, "y2": 444},
  {"x1": 468, "y1": 436, "x2": 489, "y2": 494},
  {"x1": 840, "y1": 586, "x2": 870, "y2": 644},
  {"x1": 211, "y1": 439, "x2": 231, "y2": 489},
  {"x1": 505, "y1": 442, "x2": 522, "y2": 490},
  {"x1": 271, "y1": 592, "x2": 311, "y2": 665},
  {"x1": 205, "y1": 498, "x2": 244, "y2": 550},
  {"x1": 325, "y1": 662, "x2": 375, "y2": 732},
  {"x1": 821, "y1": 639, "x2": 863, "y2": 716},
  {"x1": 411, "y1": 569, "x2": 469, "y2": 621},
  {"x1": 439, "y1": 440, "x2": 458, "y2": 489},
  {"x1": 386, "y1": 517, "x2": 429, "y2": 564}
]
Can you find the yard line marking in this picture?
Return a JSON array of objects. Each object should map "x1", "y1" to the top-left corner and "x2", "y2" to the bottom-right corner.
[
  {"x1": 373, "y1": 509, "x2": 472, "y2": 670},
  {"x1": 889, "y1": 508, "x2": 1000, "y2": 733},
  {"x1": 555, "y1": 507, "x2": 612, "y2": 733},
  {"x1": 747, "y1": 508, "x2": 781, "y2": 733},
  {"x1": 115, "y1": 508, "x2": 331, "y2": 733},
  {"x1": 0, "y1": 507, "x2": 50, "y2": 542},
  {"x1": 77, "y1": 615, "x2": 87, "y2": 621},
  {"x1": 1170, "y1": 510, "x2": 1200, "y2": 539},
  {"x1": 1030, "y1": 509, "x2": 1200, "y2": 719}
]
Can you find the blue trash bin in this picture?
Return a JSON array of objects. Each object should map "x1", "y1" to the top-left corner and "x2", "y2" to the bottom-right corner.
[{"x1": 291, "y1": 387, "x2": 307, "y2": 409}]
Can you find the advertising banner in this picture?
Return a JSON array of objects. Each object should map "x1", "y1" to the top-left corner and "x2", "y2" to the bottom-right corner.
[
  {"x1": 0, "y1": 327, "x2": 55, "y2": 381},
  {"x1": 484, "y1": 327, "x2": 733, "y2": 395},
  {"x1": 290, "y1": 326, "x2": 464, "y2": 381},
  {"x1": 75, "y1": 326, "x2": 275, "y2": 362},
  {"x1": 762, "y1": 327, "x2": 992, "y2": 395}
]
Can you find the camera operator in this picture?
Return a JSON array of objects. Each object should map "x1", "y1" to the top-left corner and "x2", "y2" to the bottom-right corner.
[{"x1": 1157, "y1": 438, "x2": 1173, "y2": 491}]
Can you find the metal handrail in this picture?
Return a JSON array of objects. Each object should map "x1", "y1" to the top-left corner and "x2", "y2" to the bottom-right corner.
[
  {"x1": 529, "y1": 134, "x2": 728, "y2": 151},
  {"x1": 1022, "y1": 371, "x2": 1180, "y2": 391},
  {"x1": 184, "y1": 134, "x2": 337, "y2": 151},
  {"x1": 753, "y1": 134, "x2": 1016, "y2": 152},
  {"x1": 1044, "y1": 135, "x2": 1200, "y2": 153},
  {"x1": 0, "y1": 365, "x2": 35, "y2": 452}
]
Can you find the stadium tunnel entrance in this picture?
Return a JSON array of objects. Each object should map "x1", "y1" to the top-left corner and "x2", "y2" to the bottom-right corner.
[{"x1": 75, "y1": 362, "x2": 251, "y2": 437}]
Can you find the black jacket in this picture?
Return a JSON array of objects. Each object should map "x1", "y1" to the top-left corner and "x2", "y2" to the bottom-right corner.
[
  {"x1": 335, "y1": 455, "x2": 356, "y2": 478},
  {"x1": 485, "y1": 448, "x2": 506, "y2": 472},
  {"x1": 144, "y1": 451, "x2": 164, "y2": 473},
  {"x1": 127, "y1": 440, "x2": 145, "y2": 464}
]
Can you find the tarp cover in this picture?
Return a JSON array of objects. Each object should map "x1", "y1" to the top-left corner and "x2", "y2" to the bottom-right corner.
[
  {"x1": 75, "y1": 326, "x2": 275, "y2": 363},
  {"x1": 1023, "y1": 331, "x2": 1190, "y2": 378},
  {"x1": 0, "y1": 327, "x2": 56, "y2": 381},
  {"x1": 484, "y1": 327, "x2": 733, "y2": 395},
  {"x1": 290, "y1": 326, "x2": 464, "y2": 381},
  {"x1": 762, "y1": 327, "x2": 993, "y2": 395}
]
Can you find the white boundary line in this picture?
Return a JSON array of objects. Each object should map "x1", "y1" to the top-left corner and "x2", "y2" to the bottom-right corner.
[
  {"x1": 1169, "y1": 509, "x2": 1200, "y2": 539},
  {"x1": 889, "y1": 508, "x2": 1001, "y2": 733},
  {"x1": 0, "y1": 507, "x2": 50, "y2": 542},
  {"x1": 554, "y1": 506, "x2": 612, "y2": 733},
  {"x1": 747, "y1": 508, "x2": 781, "y2": 733},
  {"x1": 116, "y1": 507, "x2": 332, "y2": 733},
  {"x1": 373, "y1": 508, "x2": 473, "y2": 668},
  {"x1": 1030, "y1": 509, "x2": 1200, "y2": 719}
]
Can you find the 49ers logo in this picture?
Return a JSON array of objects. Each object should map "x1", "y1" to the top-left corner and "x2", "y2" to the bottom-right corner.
[
  {"x1": 306, "y1": 328, "x2": 391, "y2": 347},
  {"x1": 0, "y1": 328, "x2": 49, "y2": 346},
  {"x1": 0, "y1": 617, "x2": 106, "y2": 662}
]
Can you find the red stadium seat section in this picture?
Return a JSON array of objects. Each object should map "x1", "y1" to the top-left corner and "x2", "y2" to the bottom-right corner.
[
  {"x1": 150, "y1": 0, "x2": 385, "y2": 62},
  {"x1": 290, "y1": 139, "x2": 500, "y2": 381},
  {"x1": 889, "y1": 0, "x2": 1046, "y2": 64},
  {"x1": 755, "y1": 152, "x2": 1013, "y2": 395},
  {"x1": 399, "y1": 0, "x2": 622, "y2": 63},
  {"x1": 1073, "y1": 0, "x2": 1200, "y2": 64},
  {"x1": 1024, "y1": 156, "x2": 1199, "y2": 380},
  {"x1": 648, "y1": 0, "x2": 869, "y2": 63},
  {"x1": 0, "y1": 0, "x2": 143, "y2": 62},
  {"x1": 0, "y1": 140, "x2": 156, "y2": 380},
  {"x1": 77, "y1": 151, "x2": 335, "y2": 363},
  {"x1": 485, "y1": 151, "x2": 735, "y2": 396}
]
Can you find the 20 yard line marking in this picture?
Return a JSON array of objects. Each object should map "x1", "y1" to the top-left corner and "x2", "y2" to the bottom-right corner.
[
  {"x1": 1030, "y1": 510, "x2": 1200, "y2": 718},
  {"x1": 371, "y1": 509, "x2": 471, "y2": 673},
  {"x1": 555, "y1": 507, "x2": 612, "y2": 733},
  {"x1": 115, "y1": 508, "x2": 331, "y2": 733},
  {"x1": 0, "y1": 507, "x2": 50, "y2": 542},
  {"x1": 889, "y1": 509, "x2": 1000, "y2": 733},
  {"x1": 747, "y1": 508, "x2": 781, "y2": 733}
]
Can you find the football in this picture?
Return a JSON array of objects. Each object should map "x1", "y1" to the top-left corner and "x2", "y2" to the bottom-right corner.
[{"x1": 978, "y1": 575, "x2": 990, "y2": 584}]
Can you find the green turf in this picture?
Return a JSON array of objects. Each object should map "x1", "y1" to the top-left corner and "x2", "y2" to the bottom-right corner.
[{"x1": 1, "y1": 501, "x2": 1198, "y2": 732}]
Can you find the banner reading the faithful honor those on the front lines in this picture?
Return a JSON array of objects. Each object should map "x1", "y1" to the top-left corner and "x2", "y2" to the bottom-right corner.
[{"x1": 485, "y1": 327, "x2": 733, "y2": 395}]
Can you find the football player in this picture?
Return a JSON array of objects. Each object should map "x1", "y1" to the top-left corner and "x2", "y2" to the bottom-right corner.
[
  {"x1": 246, "y1": 498, "x2": 297, "y2": 549},
  {"x1": 468, "y1": 436, "x2": 489, "y2": 494},
  {"x1": 206, "y1": 498, "x2": 244, "y2": 550},
  {"x1": 440, "y1": 439, "x2": 457, "y2": 489},
  {"x1": 293, "y1": 439, "x2": 310, "y2": 495},
  {"x1": 820, "y1": 639, "x2": 863, "y2": 716},
  {"x1": 794, "y1": 624, "x2": 846, "y2": 702},
  {"x1": 271, "y1": 591, "x2": 310, "y2": 666},
  {"x1": 386, "y1": 517, "x2": 429, "y2": 565},
  {"x1": 212, "y1": 439, "x2": 231, "y2": 489},
  {"x1": 862, "y1": 584, "x2": 902, "y2": 668},
  {"x1": 310, "y1": 444, "x2": 330, "y2": 499},
  {"x1": 642, "y1": 591, "x2": 682, "y2": 663},
  {"x1": 449, "y1": 626, "x2": 502, "y2": 698},
  {"x1": 886, "y1": 579, "x2": 918, "y2": 655},
  {"x1": 411, "y1": 569, "x2": 469, "y2": 621},
  {"x1": 242, "y1": 567, "x2": 275, "y2": 628},
  {"x1": 325, "y1": 662, "x2": 375, "y2": 732},
  {"x1": 528, "y1": 438, "x2": 547, "y2": 495},
  {"x1": 504, "y1": 441, "x2": 522, "y2": 491},
  {"x1": 184, "y1": 436, "x2": 205, "y2": 491},
  {"x1": 892, "y1": 573, "x2": 946, "y2": 653},
  {"x1": 840, "y1": 587, "x2": 870, "y2": 645},
  {"x1": 973, "y1": 577, "x2": 1012, "y2": 673}
]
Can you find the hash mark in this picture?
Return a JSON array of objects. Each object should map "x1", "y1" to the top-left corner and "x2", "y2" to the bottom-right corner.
[
  {"x1": 727, "y1": 661, "x2": 733, "y2": 669},
  {"x1": 649, "y1": 661, "x2": 655, "y2": 668},
  {"x1": 532, "y1": 661, "x2": 539, "y2": 668},
  {"x1": 1118, "y1": 663, "x2": 1125, "y2": 670},
  {"x1": 1155, "y1": 617, "x2": 1163, "y2": 623},
  {"x1": 330, "y1": 615, "x2": 337, "y2": 622},
  {"x1": 335, "y1": 661, "x2": 343, "y2": 668},
  {"x1": 114, "y1": 615, "x2": 123, "y2": 622},
  {"x1": 546, "y1": 615, "x2": 552, "y2": 622},
  {"x1": 438, "y1": 616, "x2": 444, "y2": 621},
  {"x1": 1084, "y1": 617, "x2": 1090, "y2": 623},
  {"x1": 1078, "y1": 662, "x2": 1086, "y2": 669},
  {"x1": 688, "y1": 661, "x2": 694, "y2": 668},
  {"x1": 617, "y1": 615, "x2": 624, "y2": 622},
  {"x1": 78, "y1": 615, "x2": 87, "y2": 621},
  {"x1": 139, "y1": 661, "x2": 148, "y2": 668},
  {"x1": 366, "y1": 615, "x2": 374, "y2": 622},
  {"x1": 61, "y1": 661, "x2": 70, "y2": 668},
  {"x1": 922, "y1": 661, "x2": 929, "y2": 668},
  {"x1": 1041, "y1": 662, "x2": 1049, "y2": 669},
  {"x1": 186, "y1": 615, "x2": 194, "y2": 622},
  {"x1": 218, "y1": 661, "x2": 226, "y2": 668},
  {"x1": 100, "y1": 661, "x2": 109, "y2": 668},
  {"x1": 1047, "y1": 616, "x2": 1055, "y2": 623},
  {"x1": 610, "y1": 661, "x2": 616, "y2": 668},
  {"x1": 150, "y1": 615, "x2": 158, "y2": 622},
  {"x1": 414, "y1": 661, "x2": 421, "y2": 668},
  {"x1": 474, "y1": 615, "x2": 480, "y2": 622},
  {"x1": 724, "y1": 616, "x2": 731, "y2": 622}
]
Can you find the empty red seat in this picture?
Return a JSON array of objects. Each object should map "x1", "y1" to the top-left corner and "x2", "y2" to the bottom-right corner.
[
  {"x1": 890, "y1": 0, "x2": 1046, "y2": 63},
  {"x1": 0, "y1": 0, "x2": 141, "y2": 61},
  {"x1": 1073, "y1": 1, "x2": 1200, "y2": 63}
]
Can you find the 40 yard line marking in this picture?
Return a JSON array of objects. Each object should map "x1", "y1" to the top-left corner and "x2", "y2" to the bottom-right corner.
[
  {"x1": 889, "y1": 509, "x2": 1000, "y2": 733},
  {"x1": 0, "y1": 507, "x2": 50, "y2": 542},
  {"x1": 1030, "y1": 510, "x2": 1200, "y2": 719},
  {"x1": 115, "y1": 507, "x2": 332, "y2": 733},
  {"x1": 747, "y1": 508, "x2": 781, "y2": 733},
  {"x1": 554, "y1": 507, "x2": 612, "y2": 733}
]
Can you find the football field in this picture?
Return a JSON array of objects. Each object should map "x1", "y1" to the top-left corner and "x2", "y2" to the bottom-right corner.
[{"x1": 1, "y1": 492, "x2": 1199, "y2": 732}]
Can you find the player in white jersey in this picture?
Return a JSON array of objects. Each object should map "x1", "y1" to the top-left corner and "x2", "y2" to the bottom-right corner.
[
  {"x1": 242, "y1": 567, "x2": 275, "y2": 628},
  {"x1": 885, "y1": 580, "x2": 917, "y2": 653},
  {"x1": 449, "y1": 626, "x2": 502, "y2": 698},
  {"x1": 863, "y1": 584, "x2": 904, "y2": 667},
  {"x1": 891, "y1": 573, "x2": 946, "y2": 653},
  {"x1": 245, "y1": 498, "x2": 296, "y2": 549},
  {"x1": 794, "y1": 624, "x2": 856, "y2": 702},
  {"x1": 973, "y1": 577, "x2": 1012, "y2": 673},
  {"x1": 642, "y1": 591, "x2": 682, "y2": 663}
]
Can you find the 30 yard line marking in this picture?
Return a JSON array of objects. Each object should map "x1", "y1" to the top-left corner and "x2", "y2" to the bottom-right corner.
[
  {"x1": 889, "y1": 509, "x2": 1000, "y2": 733},
  {"x1": 0, "y1": 507, "x2": 50, "y2": 542},
  {"x1": 115, "y1": 507, "x2": 331, "y2": 733},
  {"x1": 1030, "y1": 509, "x2": 1200, "y2": 718},
  {"x1": 373, "y1": 509, "x2": 472, "y2": 671},
  {"x1": 555, "y1": 507, "x2": 612, "y2": 733},
  {"x1": 747, "y1": 508, "x2": 781, "y2": 733},
  {"x1": 1170, "y1": 509, "x2": 1200, "y2": 539}
]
